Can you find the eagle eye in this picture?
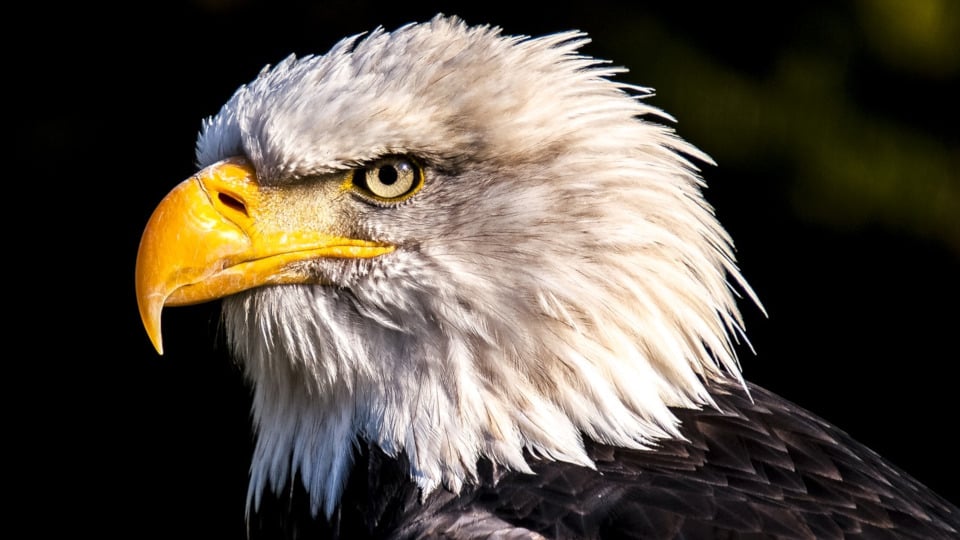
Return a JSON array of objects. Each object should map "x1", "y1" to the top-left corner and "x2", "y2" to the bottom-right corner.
[{"x1": 351, "y1": 156, "x2": 423, "y2": 202}]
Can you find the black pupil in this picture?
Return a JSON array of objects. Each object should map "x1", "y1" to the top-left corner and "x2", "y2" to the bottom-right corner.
[{"x1": 378, "y1": 165, "x2": 398, "y2": 185}]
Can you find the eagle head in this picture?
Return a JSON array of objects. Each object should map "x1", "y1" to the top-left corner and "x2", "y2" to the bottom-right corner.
[{"x1": 136, "y1": 15, "x2": 757, "y2": 517}]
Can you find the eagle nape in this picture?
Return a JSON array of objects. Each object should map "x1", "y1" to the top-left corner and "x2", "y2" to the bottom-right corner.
[{"x1": 135, "y1": 14, "x2": 959, "y2": 539}]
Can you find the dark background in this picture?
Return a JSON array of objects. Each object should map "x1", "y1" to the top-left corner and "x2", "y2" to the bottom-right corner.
[{"x1": 21, "y1": 1, "x2": 958, "y2": 536}]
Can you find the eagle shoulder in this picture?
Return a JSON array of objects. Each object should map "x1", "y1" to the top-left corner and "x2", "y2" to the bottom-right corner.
[{"x1": 249, "y1": 380, "x2": 960, "y2": 539}]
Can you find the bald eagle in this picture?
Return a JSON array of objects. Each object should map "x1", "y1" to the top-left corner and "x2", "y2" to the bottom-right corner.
[{"x1": 136, "y1": 15, "x2": 958, "y2": 538}]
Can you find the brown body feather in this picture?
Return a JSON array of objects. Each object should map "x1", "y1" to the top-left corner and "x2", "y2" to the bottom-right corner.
[{"x1": 250, "y1": 380, "x2": 959, "y2": 539}]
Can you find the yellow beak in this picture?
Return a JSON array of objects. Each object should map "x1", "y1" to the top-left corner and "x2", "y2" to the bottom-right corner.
[{"x1": 135, "y1": 157, "x2": 394, "y2": 354}]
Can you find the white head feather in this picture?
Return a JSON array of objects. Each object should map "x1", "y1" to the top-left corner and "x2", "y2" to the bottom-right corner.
[{"x1": 196, "y1": 15, "x2": 760, "y2": 517}]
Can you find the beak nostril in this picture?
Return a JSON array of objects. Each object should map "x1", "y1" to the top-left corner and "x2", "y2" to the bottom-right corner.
[{"x1": 218, "y1": 192, "x2": 248, "y2": 216}]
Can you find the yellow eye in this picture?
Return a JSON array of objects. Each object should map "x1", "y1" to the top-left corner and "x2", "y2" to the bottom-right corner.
[{"x1": 352, "y1": 156, "x2": 423, "y2": 202}]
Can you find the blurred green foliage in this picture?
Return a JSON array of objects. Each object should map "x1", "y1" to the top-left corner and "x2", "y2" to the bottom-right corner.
[
  {"x1": 604, "y1": 2, "x2": 959, "y2": 253},
  {"x1": 860, "y1": 0, "x2": 959, "y2": 77}
]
